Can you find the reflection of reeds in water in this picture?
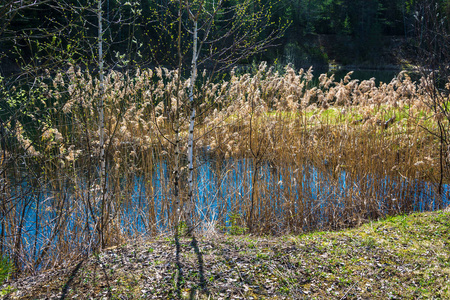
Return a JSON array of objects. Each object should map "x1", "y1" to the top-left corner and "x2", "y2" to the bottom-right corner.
[{"x1": 0, "y1": 63, "x2": 448, "y2": 275}]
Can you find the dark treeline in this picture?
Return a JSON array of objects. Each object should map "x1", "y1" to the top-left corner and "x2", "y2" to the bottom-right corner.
[
  {"x1": 272, "y1": 0, "x2": 450, "y2": 68},
  {"x1": 1, "y1": 0, "x2": 450, "y2": 77}
]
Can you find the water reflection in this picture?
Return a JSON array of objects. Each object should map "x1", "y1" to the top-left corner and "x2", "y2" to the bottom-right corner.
[{"x1": 13, "y1": 155, "x2": 449, "y2": 267}]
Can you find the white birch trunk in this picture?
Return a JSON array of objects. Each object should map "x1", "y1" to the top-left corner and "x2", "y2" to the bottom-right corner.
[
  {"x1": 186, "y1": 20, "x2": 198, "y2": 233},
  {"x1": 173, "y1": 3, "x2": 183, "y2": 229}
]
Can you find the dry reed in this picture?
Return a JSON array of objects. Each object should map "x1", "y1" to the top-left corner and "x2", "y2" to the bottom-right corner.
[{"x1": 0, "y1": 63, "x2": 448, "y2": 275}]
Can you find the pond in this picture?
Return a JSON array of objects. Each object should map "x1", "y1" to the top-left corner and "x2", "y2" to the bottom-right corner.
[
  {"x1": 298, "y1": 66, "x2": 403, "y2": 90},
  {"x1": 330, "y1": 69, "x2": 400, "y2": 85},
  {"x1": 11, "y1": 153, "x2": 449, "y2": 270}
]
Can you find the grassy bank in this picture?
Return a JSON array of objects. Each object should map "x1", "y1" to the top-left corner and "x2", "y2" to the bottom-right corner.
[{"x1": 3, "y1": 209, "x2": 449, "y2": 299}]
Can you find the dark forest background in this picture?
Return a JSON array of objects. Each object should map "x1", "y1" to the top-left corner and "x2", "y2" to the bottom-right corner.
[{"x1": 1, "y1": 0, "x2": 450, "y2": 78}]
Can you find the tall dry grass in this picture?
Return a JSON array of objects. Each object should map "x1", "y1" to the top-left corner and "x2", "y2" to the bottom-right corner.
[{"x1": 0, "y1": 63, "x2": 447, "y2": 274}]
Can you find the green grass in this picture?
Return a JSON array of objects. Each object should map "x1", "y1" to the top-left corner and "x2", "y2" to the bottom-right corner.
[
  {"x1": 0, "y1": 256, "x2": 12, "y2": 286},
  {"x1": 5, "y1": 210, "x2": 449, "y2": 299}
]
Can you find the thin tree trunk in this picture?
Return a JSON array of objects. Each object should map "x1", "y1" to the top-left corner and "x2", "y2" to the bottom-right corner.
[
  {"x1": 172, "y1": 1, "x2": 184, "y2": 230},
  {"x1": 98, "y1": 0, "x2": 106, "y2": 249},
  {"x1": 0, "y1": 122, "x2": 6, "y2": 257},
  {"x1": 186, "y1": 19, "x2": 198, "y2": 234}
]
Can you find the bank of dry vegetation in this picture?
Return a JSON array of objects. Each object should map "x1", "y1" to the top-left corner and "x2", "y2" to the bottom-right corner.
[{"x1": 2, "y1": 210, "x2": 449, "y2": 299}]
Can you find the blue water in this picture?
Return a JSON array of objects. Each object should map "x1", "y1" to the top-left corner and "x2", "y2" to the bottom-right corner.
[{"x1": 7, "y1": 156, "x2": 449, "y2": 270}]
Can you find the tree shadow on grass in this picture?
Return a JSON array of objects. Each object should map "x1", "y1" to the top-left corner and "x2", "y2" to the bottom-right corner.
[
  {"x1": 59, "y1": 260, "x2": 84, "y2": 300},
  {"x1": 190, "y1": 236, "x2": 207, "y2": 292},
  {"x1": 175, "y1": 231, "x2": 184, "y2": 299},
  {"x1": 58, "y1": 255, "x2": 112, "y2": 300},
  {"x1": 174, "y1": 231, "x2": 209, "y2": 299}
]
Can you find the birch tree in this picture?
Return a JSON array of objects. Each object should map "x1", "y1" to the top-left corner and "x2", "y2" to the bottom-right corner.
[
  {"x1": 97, "y1": 0, "x2": 107, "y2": 248},
  {"x1": 149, "y1": 0, "x2": 287, "y2": 234}
]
